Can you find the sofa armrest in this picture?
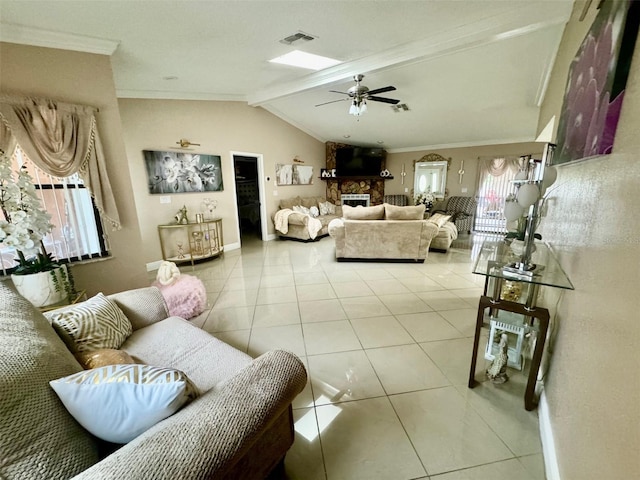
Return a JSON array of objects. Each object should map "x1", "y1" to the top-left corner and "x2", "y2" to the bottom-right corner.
[
  {"x1": 107, "y1": 287, "x2": 169, "y2": 331},
  {"x1": 72, "y1": 350, "x2": 307, "y2": 480},
  {"x1": 286, "y1": 212, "x2": 309, "y2": 226}
]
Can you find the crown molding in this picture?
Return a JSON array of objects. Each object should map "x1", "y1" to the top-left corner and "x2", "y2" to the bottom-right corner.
[
  {"x1": 0, "y1": 23, "x2": 119, "y2": 55},
  {"x1": 116, "y1": 89, "x2": 246, "y2": 102},
  {"x1": 260, "y1": 105, "x2": 327, "y2": 144},
  {"x1": 247, "y1": 2, "x2": 573, "y2": 106}
]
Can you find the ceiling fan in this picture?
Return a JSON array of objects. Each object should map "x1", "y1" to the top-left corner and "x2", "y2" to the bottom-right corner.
[{"x1": 316, "y1": 74, "x2": 400, "y2": 116}]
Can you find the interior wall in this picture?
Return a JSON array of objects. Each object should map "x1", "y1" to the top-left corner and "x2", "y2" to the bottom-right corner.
[
  {"x1": 536, "y1": 1, "x2": 640, "y2": 478},
  {"x1": 385, "y1": 142, "x2": 543, "y2": 201},
  {"x1": 117, "y1": 98, "x2": 325, "y2": 265},
  {"x1": 0, "y1": 42, "x2": 147, "y2": 295}
]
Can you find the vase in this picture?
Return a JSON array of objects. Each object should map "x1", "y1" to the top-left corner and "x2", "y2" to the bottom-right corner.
[
  {"x1": 510, "y1": 239, "x2": 536, "y2": 257},
  {"x1": 11, "y1": 265, "x2": 68, "y2": 307}
]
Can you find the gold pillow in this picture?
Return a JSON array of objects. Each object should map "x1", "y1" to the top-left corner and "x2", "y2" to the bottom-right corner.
[
  {"x1": 76, "y1": 349, "x2": 136, "y2": 370},
  {"x1": 427, "y1": 213, "x2": 452, "y2": 228}
]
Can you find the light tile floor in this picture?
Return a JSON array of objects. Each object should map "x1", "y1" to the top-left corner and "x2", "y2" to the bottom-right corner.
[{"x1": 175, "y1": 235, "x2": 545, "y2": 480}]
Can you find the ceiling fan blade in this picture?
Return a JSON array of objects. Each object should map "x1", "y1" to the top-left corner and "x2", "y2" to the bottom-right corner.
[
  {"x1": 368, "y1": 96, "x2": 400, "y2": 105},
  {"x1": 366, "y1": 86, "x2": 396, "y2": 95},
  {"x1": 315, "y1": 98, "x2": 349, "y2": 107},
  {"x1": 328, "y1": 90, "x2": 351, "y2": 95}
]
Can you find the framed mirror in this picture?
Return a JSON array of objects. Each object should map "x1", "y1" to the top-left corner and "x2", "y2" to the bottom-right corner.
[{"x1": 413, "y1": 153, "x2": 451, "y2": 200}]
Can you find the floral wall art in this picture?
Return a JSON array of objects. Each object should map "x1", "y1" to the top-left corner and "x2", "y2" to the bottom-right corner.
[
  {"x1": 143, "y1": 150, "x2": 223, "y2": 194},
  {"x1": 554, "y1": 0, "x2": 640, "y2": 165}
]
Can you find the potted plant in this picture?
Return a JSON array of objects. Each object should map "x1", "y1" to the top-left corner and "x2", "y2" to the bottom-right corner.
[{"x1": 0, "y1": 150, "x2": 76, "y2": 307}]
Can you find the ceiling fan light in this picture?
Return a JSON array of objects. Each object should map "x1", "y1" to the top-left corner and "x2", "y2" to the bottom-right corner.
[
  {"x1": 349, "y1": 102, "x2": 358, "y2": 115},
  {"x1": 359, "y1": 101, "x2": 367, "y2": 114}
]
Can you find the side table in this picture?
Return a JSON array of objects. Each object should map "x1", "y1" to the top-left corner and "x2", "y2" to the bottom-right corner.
[{"x1": 469, "y1": 239, "x2": 573, "y2": 410}]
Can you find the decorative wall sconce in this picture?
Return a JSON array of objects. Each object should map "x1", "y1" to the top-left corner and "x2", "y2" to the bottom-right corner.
[{"x1": 176, "y1": 139, "x2": 200, "y2": 148}]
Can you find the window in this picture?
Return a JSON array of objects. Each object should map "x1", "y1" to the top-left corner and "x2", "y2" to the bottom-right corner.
[
  {"x1": 0, "y1": 148, "x2": 109, "y2": 273},
  {"x1": 474, "y1": 157, "x2": 520, "y2": 233}
]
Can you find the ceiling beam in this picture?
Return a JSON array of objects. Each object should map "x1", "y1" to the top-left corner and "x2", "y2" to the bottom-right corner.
[{"x1": 247, "y1": 2, "x2": 573, "y2": 106}]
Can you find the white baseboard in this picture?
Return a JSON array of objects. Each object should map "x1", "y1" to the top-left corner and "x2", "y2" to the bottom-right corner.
[
  {"x1": 539, "y1": 390, "x2": 561, "y2": 480},
  {"x1": 266, "y1": 234, "x2": 277, "y2": 241},
  {"x1": 146, "y1": 243, "x2": 240, "y2": 271},
  {"x1": 146, "y1": 260, "x2": 163, "y2": 272}
]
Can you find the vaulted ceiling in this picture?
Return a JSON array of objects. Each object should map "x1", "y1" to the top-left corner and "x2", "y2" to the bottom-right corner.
[{"x1": 0, "y1": 0, "x2": 574, "y2": 151}]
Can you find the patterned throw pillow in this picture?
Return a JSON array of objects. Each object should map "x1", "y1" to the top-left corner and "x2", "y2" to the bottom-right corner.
[
  {"x1": 319, "y1": 201, "x2": 336, "y2": 216},
  {"x1": 309, "y1": 206, "x2": 320, "y2": 218},
  {"x1": 50, "y1": 364, "x2": 198, "y2": 443},
  {"x1": 46, "y1": 293, "x2": 133, "y2": 354},
  {"x1": 75, "y1": 349, "x2": 136, "y2": 370},
  {"x1": 292, "y1": 205, "x2": 311, "y2": 215},
  {"x1": 427, "y1": 213, "x2": 452, "y2": 228}
]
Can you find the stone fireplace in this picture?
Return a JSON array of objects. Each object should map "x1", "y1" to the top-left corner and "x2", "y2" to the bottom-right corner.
[
  {"x1": 340, "y1": 194, "x2": 371, "y2": 207},
  {"x1": 324, "y1": 142, "x2": 386, "y2": 205}
]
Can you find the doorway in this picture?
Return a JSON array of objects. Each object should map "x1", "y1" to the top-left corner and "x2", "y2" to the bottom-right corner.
[{"x1": 232, "y1": 153, "x2": 266, "y2": 244}]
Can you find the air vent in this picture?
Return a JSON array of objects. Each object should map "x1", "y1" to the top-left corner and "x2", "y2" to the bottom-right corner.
[
  {"x1": 391, "y1": 103, "x2": 410, "y2": 112},
  {"x1": 279, "y1": 31, "x2": 316, "y2": 45}
]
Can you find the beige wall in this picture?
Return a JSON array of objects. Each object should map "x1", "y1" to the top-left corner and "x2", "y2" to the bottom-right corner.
[
  {"x1": 0, "y1": 42, "x2": 147, "y2": 295},
  {"x1": 385, "y1": 142, "x2": 543, "y2": 200},
  {"x1": 536, "y1": 2, "x2": 640, "y2": 478},
  {"x1": 117, "y1": 99, "x2": 325, "y2": 265}
]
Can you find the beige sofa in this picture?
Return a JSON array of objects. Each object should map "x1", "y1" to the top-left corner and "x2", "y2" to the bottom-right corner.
[
  {"x1": 273, "y1": 196, "x2": 342, "y2": 241},
  {"x1": 0, "y1": 283, "x2": 306, "y2": 480},
  {"x1": 328, "y1": 203, "x2": 439, "y2": 262}
]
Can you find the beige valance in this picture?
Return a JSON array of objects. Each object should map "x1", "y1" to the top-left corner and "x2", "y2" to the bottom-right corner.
[{"x1": 0, "y1": 94, "x2": 121, "y2": 230}]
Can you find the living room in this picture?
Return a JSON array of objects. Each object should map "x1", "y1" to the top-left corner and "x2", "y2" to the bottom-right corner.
[{"x1": 1, "y1": 0, "x2": 639, "y2": 479}]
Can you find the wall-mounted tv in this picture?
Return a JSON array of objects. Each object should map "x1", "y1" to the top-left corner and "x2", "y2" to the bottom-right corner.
[{"x1": 335, "y1": 147, "x2": 386, "y2": 176}]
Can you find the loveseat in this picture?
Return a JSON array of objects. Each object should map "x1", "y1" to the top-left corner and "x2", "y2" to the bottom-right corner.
[
  {"x1": 273, "y1": 196, "x2": 342, "y2": 241},
  {"x1": 0, "y1": 282, "x2": 306, "y2": 480},
  {"x1": 328, "y1": 203, "x2": 439, "y2": 262}
]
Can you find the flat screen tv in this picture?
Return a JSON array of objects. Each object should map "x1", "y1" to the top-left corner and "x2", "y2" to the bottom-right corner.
[{"x1": 335, "y1": 147, "x2": 385, "y2": 176}]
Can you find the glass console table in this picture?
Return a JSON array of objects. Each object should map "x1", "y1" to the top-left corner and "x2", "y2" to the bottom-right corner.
[{"x1": 469, "y1": 239, "x2": 574, "y2": 410}]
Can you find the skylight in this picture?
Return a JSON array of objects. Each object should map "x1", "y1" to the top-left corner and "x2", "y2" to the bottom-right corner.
[{"x1": 269, "y1": 50, "x2": 341, "y2": 70}]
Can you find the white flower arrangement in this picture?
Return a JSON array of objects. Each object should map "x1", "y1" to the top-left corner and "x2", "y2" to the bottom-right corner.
[
  {"x1": 0, "y1": 150, "x2": 54, "y2": 267},
  {"x1": 415, "y1": 191, "x2": 435, "y2": 206}
]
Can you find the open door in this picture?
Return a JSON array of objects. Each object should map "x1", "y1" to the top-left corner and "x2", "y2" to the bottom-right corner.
[{"x1": 232, "y1": 153, "x2": 267, "y2": 244}]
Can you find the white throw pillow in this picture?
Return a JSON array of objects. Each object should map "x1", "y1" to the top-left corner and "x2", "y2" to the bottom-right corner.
[
  {"x1": 46, "y1": 293, "x2": 132, "y2": 353},
  {"x1": 50, "y1": 364, "x2": 197, "y2": 444},
  {"x1": 319, "y1": 201, "x2": 336, "y2": 216},
  {"x1": 427, "y1": 213, "x2": 452, "y2": 228},
  {"x1": 309, "y1": 206, "x2": 320, "y2": 218},
  {"x1": 292, "y1": 205, "x2": 310, "y2": 215}
]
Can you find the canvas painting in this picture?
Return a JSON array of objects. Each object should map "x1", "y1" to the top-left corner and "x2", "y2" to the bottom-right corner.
[
  {"x1": 276, "y1": 164, "x2": 314, "y2": 185},
  {"x1": 554, "y1": 0, "x2": 639, "y2": 165},
  {"x1": 143, "y1": 150, "x2": 223, "y2": 194}
]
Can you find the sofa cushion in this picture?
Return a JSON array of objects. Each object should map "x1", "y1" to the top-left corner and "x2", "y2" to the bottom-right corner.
[
  {"x1": 385, "y1": 203, "x2": 425, "y2": 220},
  {"x1": 319, "y1": 200, "x2": 336, "y2": 215},
  {"x1": 0, "y1": 282, "x2": 99, "y2": 479},
  {"x1": 300, "y1": 196, "x2": 324, "y2": 208},
  {"x1": 342, "y1": 204, "x2": 385, "y2": 220},
  {"x1": 50, "y1": 364, "x2": 197, "y2": 444},
  {"x1": 427, "y1": 213, "x2": 452, "y2": 228},
  {"x1": 46, "y1": 293, "x2": 133, "y2": 354},
  {"x1": 292, "y1": 205, "x2": 310, "y2": 215},
  {"x1": 121, "y1": 317, "x2": 252, "y2": 393},
  {"x1": 279, "y1": 196, "x2": 302, "y2": 210}
]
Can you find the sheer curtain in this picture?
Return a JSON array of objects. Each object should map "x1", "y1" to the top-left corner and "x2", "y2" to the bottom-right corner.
[
  {"x1": 0, "y1": 94, "x2": 121, "y2": 230},
  {"x1": 474, "y1": 156, "x2": 521, "y2": 233}
]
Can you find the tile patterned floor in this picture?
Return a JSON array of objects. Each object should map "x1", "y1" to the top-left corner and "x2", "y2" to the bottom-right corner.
[{"x1": 174, "y1": 235, "x2": 545, "y2": 480}]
